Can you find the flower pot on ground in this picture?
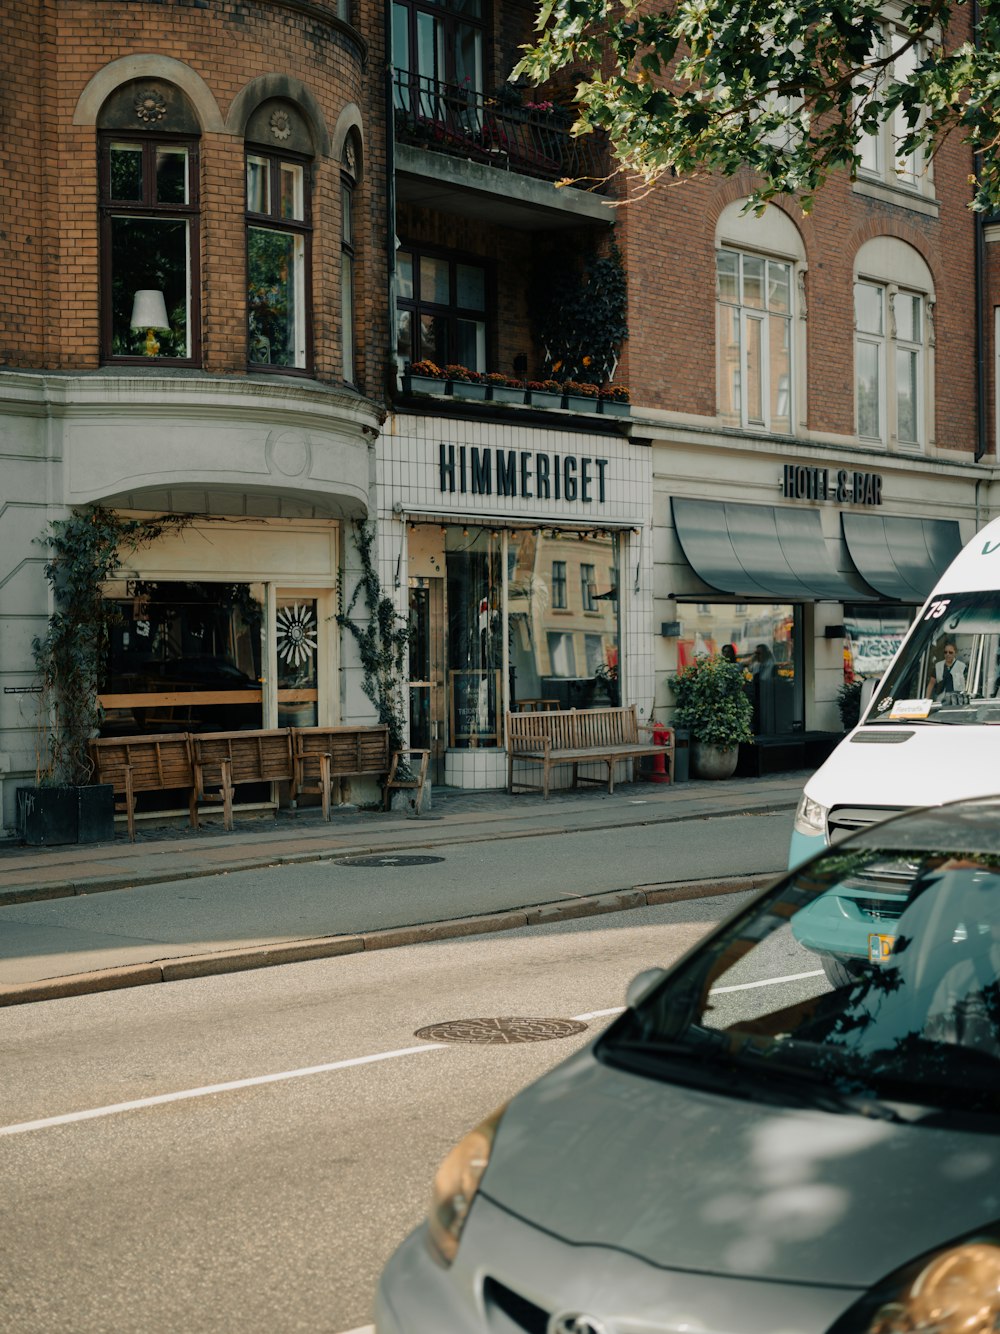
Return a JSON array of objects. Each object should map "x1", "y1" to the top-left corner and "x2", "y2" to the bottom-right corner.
[
  {"x1": 670, "y1": 653, "x2": 753, "y2": 781},
  {"x1": 17, "y1": 782, "x2": 114, "y2": 846}
]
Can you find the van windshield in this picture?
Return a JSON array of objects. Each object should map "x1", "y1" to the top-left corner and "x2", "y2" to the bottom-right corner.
[{"x1": 868, "y1": 592, "x2": 1000, "y2": 725}]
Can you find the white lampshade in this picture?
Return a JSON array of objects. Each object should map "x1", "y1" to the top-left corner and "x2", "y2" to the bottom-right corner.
[{"x1": 130, "y1": 289, "x2": 170, "y2": 331}]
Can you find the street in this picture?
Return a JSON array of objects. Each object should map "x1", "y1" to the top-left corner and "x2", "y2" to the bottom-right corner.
[{"x1": 0, "y1": 810, "x2": 823, "y2": 1333}]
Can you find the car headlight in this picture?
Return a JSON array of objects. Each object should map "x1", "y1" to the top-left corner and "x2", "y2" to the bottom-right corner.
[
  {"x1": 426, "y1": 1103, "x2": 507, "y2": 1267},
  {"x1": 828, "y1": 1241, "x2": 1000, "y2": 1333},
  {"x1": 794, "y1": 792, "x2": 829, "y2": 837}
]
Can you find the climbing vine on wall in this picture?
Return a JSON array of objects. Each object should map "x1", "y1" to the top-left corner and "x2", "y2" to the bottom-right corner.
[
  {"x1": 32, "y1": 507, "x2": 191, "y2": 785},
  {"x1": 336, "y1": 520, "x2": 410, "y2": 756}
]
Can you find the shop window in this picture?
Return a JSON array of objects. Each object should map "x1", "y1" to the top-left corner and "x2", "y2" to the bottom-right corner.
[
  {"x1": 716, "y1": 248, "x2": 793, "y2": 434},
  {"x1": 446, "y1": 529, "x2": 502, "y2": 747},
  {"x1": 98, "y1": 89, "x2": 201, "y2": 364},
  {"x1": 245, "y1": 102, "x2": 314, "y2": 372},
  {"x1": 676, "y1": 604, "x2": 802, "y2": 737},
  {"x1": 551, "y1": 560, "x2": 567, "y2": 609},
  {"x1": 396, "y1": 246, "x2": 488, "y2": 371},
  {"x1": 341, "y1": 135, "x2": 359, "y2": 385},
  {"x1": 854, "y1": 237, "x2": 934, "y2": 450},
  {"x1": 508, "y1": 530, "x2": 621, "y2": 711}
]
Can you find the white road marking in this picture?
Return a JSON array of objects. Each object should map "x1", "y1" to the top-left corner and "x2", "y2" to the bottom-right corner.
[
  {"x1": 0, "y1": 1044, "x2": 445, "y2": 1138},
  {"x1": 0, "y1": 972, "x2": 824, "y2": 1139},
  {"x1": 711, "y1": 968, "x2": 824, "y2": 995}
]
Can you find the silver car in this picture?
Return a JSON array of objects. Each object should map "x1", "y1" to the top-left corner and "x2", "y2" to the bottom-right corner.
[{"x1": 376, "y1": 799, "x2": 1000, "y2": 1334}]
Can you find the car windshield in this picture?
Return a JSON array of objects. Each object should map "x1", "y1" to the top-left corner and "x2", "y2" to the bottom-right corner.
[
  {"x1": 868, "y1": 591, "x2": 1000, "y2": 725},
  {"x1": 599, "y1": 842, "x2": 1000, "y2": 1120}
]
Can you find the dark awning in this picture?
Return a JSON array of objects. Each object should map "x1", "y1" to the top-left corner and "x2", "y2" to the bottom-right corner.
[
  {"x1": 672, "y1": 498, "x2": 876, "y2": 601},
  {"x1": 841, "y1": 514, "x2": 963, "y2": 603}
]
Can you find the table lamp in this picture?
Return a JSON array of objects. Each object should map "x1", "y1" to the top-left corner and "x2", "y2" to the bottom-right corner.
[{"x1": 130, "y1": 289, "x2": 170, "y2": 357}]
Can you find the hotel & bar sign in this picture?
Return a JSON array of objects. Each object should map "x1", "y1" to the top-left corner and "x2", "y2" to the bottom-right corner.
[
  {"x1": 782, "y1": 464, "x2": 883, "y2": 506},
  {"x1": 439, "y1": 444, "x2": 609, "y2": 504}
]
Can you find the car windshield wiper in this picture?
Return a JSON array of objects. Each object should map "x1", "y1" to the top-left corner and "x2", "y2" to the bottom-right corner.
[{"x1": 602, "y1": 1036, "x2": 907, "y2": 1122}]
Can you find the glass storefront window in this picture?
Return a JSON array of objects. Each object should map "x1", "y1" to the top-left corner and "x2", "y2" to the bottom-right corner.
[
  {"x1": 99, "y1": 581, "x2": 264, "y2": 735},
  {"x1": 446, "y1": 528, "x2": 502, "y2": 747},
  {"x1": 276, "y1": 597, "x2": 319, "y2": 727},
  {"x1": 843, "y1": 605, "x2": 914, "y2": 682},
  {"x1": 676, "y1": 603, "x2": 803, "y2": 736},
  {"x1": 508, "y1": 530, "x2": 621, "y2": 712}
]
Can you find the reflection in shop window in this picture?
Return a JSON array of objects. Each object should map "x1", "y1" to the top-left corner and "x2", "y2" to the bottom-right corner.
[
  {"x1": 676, "y1": 602, "x2": 802, "y2": 736},
  {"x1": 508, "y1": 530, "x2": 621, "y2": 711},
  {"x1": 446, "y1": 529, "x2": 502, "y2": 747}
]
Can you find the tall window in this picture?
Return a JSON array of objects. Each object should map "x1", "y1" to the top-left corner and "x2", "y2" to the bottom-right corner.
[
  {"x1": 716, "y1": 249, "x2": 793, "y2": 434},
  {"x1": 857, "y1": 30, "x2": 925, "y2": 191},
  {"x1": 341, "y1": 137, "x2": 359, "y2": 385},
  {"x1": 855, "y1": 279, "x2": 925, "y2": 448},
  {"x1": 551, "y1": 560, "x2": 567, "y2": 609},
  {"x1": 396, "y1": 247, "x2": 487, "y2": 370},
  {"x1": 100, "y1": 135, "x2": 199, "y2": 362},
  {"x1": 392, "y1": 0, "x2": 484, "y2": 115},
  {"x1": 246, "y1": 149, "x2": 311, "y2": 370},
  {"x1": 581, "y1": 563, "x2": 597, "y2": 612}
]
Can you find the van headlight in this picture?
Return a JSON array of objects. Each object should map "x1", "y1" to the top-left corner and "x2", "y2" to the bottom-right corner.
[
  {"x1": 426, "y1": 1103, "x2": 507, "y2": 1267},
  {"x1": 827, "y1": 1241, "x2": 1000, "y2": 1333},
  {"x1": 794, "y1": 792, "x2": 829, "y2": 837}
]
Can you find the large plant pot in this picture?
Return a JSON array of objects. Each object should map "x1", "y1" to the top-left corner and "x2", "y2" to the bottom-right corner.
[
  {"x1": 691, "y1": 742, "x2": 739, "y2": 781},
  {"x1": 16, "y1": 783, "x2": 115, "y2": 845}
]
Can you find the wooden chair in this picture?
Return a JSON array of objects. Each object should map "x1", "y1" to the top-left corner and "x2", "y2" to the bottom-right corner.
[
  {"x1": 88, "y1": 733, "x2": 197, "y2": 841},
  {"x1": 383, "y1": 748, "x2": 430, "y2": 811}
]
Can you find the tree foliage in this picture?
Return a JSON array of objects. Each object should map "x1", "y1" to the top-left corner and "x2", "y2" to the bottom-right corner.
[{"x1": 514, "y1": 0, "x2": 1000, "y2": 212}]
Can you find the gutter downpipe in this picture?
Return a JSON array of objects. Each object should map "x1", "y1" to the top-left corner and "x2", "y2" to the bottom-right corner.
[
  {"x1": 385, "y1": 0, "x2": 398, "y2": 405},
  {"x1": 974, "y1": 0, "x2": 988, "y2": 462}
]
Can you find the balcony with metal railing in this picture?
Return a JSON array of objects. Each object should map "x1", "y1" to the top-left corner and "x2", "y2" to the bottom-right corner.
[{"x1": 392, "y1": 70, "x2": 611, "y2": 194}]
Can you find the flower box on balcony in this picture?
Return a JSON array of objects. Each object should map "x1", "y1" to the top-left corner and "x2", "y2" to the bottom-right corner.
[
  {"x1": 526, "y1": 382, "x2": 563, "y2": 410},
  {"x1": 562, "y1": 386, "x2": 600, "y2": 413},
  {"x1": 598, "y1": 399, "x2": 631, "y2": 418},
  {"x1": 449, "y1": 380, "x2": 488, "y2": 401},
  {"x1": 403, "y1": 373, "x2": 447, "y2": 397},
  {"x1": 486, "y1": 378, "x2": 526, "y2": 405}
]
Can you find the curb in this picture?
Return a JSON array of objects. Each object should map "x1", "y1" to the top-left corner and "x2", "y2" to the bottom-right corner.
[
  {"x1": 0, "y1": 873, "x2": 776, "y2": 1007},
  {"x1": 0, "y1": 797, "x2": 797, "y2": 907}
]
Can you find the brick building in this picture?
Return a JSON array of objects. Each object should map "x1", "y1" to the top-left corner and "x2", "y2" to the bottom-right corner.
[{"x1": 0, "y1": 0, "x2": 996, "y2": 829}]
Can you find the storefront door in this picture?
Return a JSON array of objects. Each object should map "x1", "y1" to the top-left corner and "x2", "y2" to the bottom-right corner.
[{"x1": 408, "y1": 576, "x2": 446, "y2": 781}]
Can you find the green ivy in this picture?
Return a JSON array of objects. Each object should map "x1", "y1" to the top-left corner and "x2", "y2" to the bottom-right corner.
[
  {"x1": 31, "y1": 507, "x2": 191, "y2": 785},
  {"x1": 670, "y1": 654, "x2": 754, "y2": 748},
  {"x1": 337, "y1": 521, "x2": 410, "y2": 758},
  {"x1": 531, "y1": 236, "x2": 628, "y2": 385}
]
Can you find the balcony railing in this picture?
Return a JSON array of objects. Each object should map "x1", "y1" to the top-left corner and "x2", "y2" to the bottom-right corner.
[{"x1": 393, "y1": 71, "x2": 610, "y2": 191}]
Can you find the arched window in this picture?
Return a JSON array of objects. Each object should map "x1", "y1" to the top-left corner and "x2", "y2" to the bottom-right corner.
[
  {"x1": 341, "y1": 133, "x2": 360, "y2": 385},
  {"x1": 245, "y1": 100, "x2": 314, "y2": 372},
  {"x1": 854, "y1": 238, "x2": 935, "y2": 451},
  {"x1": 715, "y1": 202, "x2": 806, "y2": 436},
  {"x1": 98, "y1": 81, "x2": 201, "y2": 364}
]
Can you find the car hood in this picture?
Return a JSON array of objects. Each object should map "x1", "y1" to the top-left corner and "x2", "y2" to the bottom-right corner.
[
  {"x1": 807, "y1": 723, "x2": 1000, "y2": 813},
  {"x1": 481, "y1": 1048, "x2": 1000, "y2": 1287}
]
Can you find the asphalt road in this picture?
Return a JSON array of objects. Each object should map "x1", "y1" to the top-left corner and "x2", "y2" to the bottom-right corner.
[
  {"x1": 0, "y1": 810, "x2": 794, "y2": 984},
  {"x1": 0, "y1": 877, "x2": 828, "y2": 1334}
]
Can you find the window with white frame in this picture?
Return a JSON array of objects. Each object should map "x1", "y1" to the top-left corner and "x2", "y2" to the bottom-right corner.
[
  {"x1": 855, "y1": 279, "x2": 926, "y2": 449},
  {"x1": 716, "y1": 248, "x2": 793, "y2": 434},
  {"x1": 856, "y1": 28, "x2": 929, "y2": 195}
]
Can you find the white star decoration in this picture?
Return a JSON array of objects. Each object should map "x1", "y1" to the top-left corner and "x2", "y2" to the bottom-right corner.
[{"x1": 276, "y1": 603, "x2": 318, "y2": 668}]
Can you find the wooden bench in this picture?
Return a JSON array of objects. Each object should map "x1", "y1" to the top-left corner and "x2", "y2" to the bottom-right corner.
[
  {"x1": 506, "y1": 705, "x2": 672, "y2": 799},
  {"x1": 88, "y1": 733, "x2": 198, "y2": 842},
  {"x1": 191, "y1": 728, "x2": 296, "y2": 832},
  {"x1": 292, "y1": 724, "x2": 392, "y2": 819}
]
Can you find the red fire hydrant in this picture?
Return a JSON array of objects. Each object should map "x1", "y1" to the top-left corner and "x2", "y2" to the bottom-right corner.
[{"x1": 650, "y1": 723, "x2": 672, "y2": 783}]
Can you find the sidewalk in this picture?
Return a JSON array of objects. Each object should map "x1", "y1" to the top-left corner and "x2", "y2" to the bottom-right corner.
[{"x1": 0, "y1": 770, "x2": 809, "y2": 1006}]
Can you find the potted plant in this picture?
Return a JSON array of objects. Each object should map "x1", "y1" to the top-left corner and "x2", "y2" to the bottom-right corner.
[
  {"x1": 838, "y1": 679, "x2": 863, "y2": 731},
  {"x1": 526, "y1": 379, "x2": 563, "y2": 409},
  {"x1": 561, "y1": 379, "x2": 600, "y2": 413},
  {"x1": 444, "y1": 365, "x2": 488, "y2": 400},
  {"x1": 598, "y1": 383, "x2": 631, "y2": 417},
  {"x1": 670, "y1": 654, "x2": 753, "y2": 780},
  {"x1": 402, "y1": 359, "x2": 447, "y2": 396},
  {"x1": 486, "y1": 372, "x2": 526, "y2": 405}
]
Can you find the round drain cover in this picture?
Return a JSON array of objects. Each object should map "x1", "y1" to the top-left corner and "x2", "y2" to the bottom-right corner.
[
  {"x1": 338, "y1": 854, "x2": 445, "y2": 867},
  {"x1": 415, "y1": 1016, "x2": 588, "y2": 1044}
]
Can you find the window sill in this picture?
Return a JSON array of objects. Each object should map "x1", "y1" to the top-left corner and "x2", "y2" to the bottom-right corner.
[{"x1": 852, "y1": 177, "x2": 939, "y2": 218}]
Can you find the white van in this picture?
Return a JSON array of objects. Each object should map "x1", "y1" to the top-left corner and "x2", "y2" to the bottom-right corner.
[{"x1": 790, "y1": 512, "x2": 1000, "y2": 873}]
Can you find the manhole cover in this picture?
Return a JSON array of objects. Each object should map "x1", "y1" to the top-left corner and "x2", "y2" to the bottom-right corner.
[
  {"x1": 337, "y1": 854, "x2": 445, "y2": 868},
  {"x1": 414, "y1": 1016, "x2": 588, "y2": 1044}
]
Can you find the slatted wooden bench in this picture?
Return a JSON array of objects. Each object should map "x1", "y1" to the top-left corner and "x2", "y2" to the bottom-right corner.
[
  {"x1": 506, "y1": 705, "x2": 672, "y2": 799},
  {"x1": 190, "y1": 729, "x2": 296, "y2": 832},
  {"x1": 291, "y1": 724, "x2": 392, "y2": 820},
  {"x1": 88, "y1": 733, "x2": 198, "y2": 842}
]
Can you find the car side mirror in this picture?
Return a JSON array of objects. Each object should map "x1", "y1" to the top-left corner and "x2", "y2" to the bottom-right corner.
[{"x1": 626, "y1": 968, "x2": 667, "y2": 1010}]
